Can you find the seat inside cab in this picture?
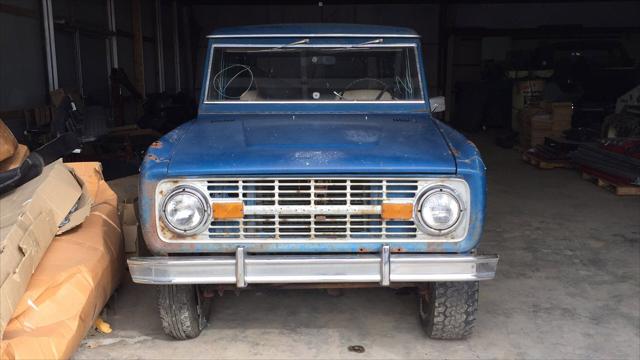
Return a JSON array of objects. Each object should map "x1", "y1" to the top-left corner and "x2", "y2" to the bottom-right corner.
[
  {"x1": 338, "y1": 90, "x2": 393, "y2": 101},
  {"x1": 239, "y1": 89, "x2": 393, "y2": 101}
]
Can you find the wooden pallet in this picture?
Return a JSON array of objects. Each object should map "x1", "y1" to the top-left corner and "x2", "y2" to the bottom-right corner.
[
  {"x1": 581, "y1": 172, "x2": 640, "y2": 196},
  {"x1": 522, "y1": 151, "x2": 571, "y2": 170}
]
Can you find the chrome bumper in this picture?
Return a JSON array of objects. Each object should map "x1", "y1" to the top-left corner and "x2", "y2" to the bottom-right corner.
[{"x1": 128, "y1": 246, "x2": 498, "y2": 286}]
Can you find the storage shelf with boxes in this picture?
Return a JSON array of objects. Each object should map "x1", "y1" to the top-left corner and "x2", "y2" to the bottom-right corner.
[{"x1": 519, "y1": 102, "x2": 573, "y2": 149}]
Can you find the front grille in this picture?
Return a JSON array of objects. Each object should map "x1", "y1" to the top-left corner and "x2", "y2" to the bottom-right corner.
[{"x1": 207, "y1": 179, "x2": 420, "y2": 240}]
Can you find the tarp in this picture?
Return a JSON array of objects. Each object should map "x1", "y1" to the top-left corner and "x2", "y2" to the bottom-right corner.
[
  {"x1": 0, "y1": 119, "x2": 18, "y2": 162},
  {"x1": 0, "y1": 162, "x2": 123, "y2": 360},
  {"x1": 0, "y1": 161, "x2": 83, "y2": 335}
]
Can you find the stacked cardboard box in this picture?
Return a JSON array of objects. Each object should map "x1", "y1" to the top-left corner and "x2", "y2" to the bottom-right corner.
[
  {"x1": 550, "y1": 102, "x2": 573, "y2": 135},
  {"x1": 519, "y1": 102, "x2": 573, "y2": 148},
  {"x1": 108, "y1": 174, "x2": 141, "y2": 255},
  {"x1": 519, "y1": 105, "x2": 547, "y2": 148}
]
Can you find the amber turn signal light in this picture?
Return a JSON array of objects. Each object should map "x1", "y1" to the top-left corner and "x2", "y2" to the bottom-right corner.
[
  {"x1": 381, "y1": 202, "x2": 413, "y2": 220},
  {"x1": 212, "y1": 202, "x2": 244, "y2": 219}
]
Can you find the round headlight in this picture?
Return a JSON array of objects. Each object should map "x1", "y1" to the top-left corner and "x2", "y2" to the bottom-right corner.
[
  {"x1": 415, "y1": 187, "x2": 463, "y2": 234},
  {"x1": 160, "y1": 186, "x2": 210, "y2": 235}
]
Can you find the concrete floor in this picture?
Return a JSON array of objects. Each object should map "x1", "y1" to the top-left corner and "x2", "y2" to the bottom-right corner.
[{"x1": 75, "y1": 134, "x2": 640, "y2": 359}]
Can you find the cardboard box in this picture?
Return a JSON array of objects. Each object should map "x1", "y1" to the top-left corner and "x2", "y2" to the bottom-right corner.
[
  {"x1": 517, "y1": 79, "x2": 545, "y2": 98},
  {"x1": 0, "y1": 120, "x2": 18, "y2": 162},
  {"x1": 519, "y1": 102, "x2": 572, "y2": 148},
  {"x1": 0, "y1": 161, "x2": 83, "y2": 336},
  {"x1": 109, "y1": 175, "x2": 140, "y2": 254},
  {"x1": 519, "y1": 105, "x2": 550, "y2": 148},
  {"x1": 121, "y1": 198, "x2": 139, "y2": 253},
  {"x1": 57, "y1": 165, "x2": 96, "y2": 234},
  {"x1": 0, "y1": 162, "x2": 123, "y2": 360},
  {"x1": 530, "y1": 114, "x2": 552, "y2": 130},
  {"x1": 551, "y1": 102, "x2": 573, "y2": 134}
]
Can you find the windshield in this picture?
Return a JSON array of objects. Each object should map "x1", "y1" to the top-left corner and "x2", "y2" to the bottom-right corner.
[{"x1": 206, "y1": 46, "x2": 423, "y2": 102}]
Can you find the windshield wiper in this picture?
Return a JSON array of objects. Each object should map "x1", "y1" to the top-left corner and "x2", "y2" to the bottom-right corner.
[
  {"x1": 324, "y1": 38, "x2": 384, "y2": 51},
  {"x1": 286, "y1": 38, "x2": 310, "y2": 46},
  {"x1": 250, "y1": 38, "x2": 310, "y2": 52},
  {"x1": 358, "y1": 38, "x2": 384, "y2": 46}
]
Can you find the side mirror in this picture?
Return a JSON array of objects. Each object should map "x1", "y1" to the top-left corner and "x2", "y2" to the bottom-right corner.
[{"x1": 429, "y1": 96, "x2": 446, "y2": 113}]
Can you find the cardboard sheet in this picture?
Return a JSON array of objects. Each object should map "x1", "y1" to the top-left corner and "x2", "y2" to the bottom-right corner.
[
  {"x1": 57, "y1": 165, "x2": 95, "y2": 234},
  {"x1": 0, "y1": 161, "x2": 83, "y2": 335},
  {"x1": 0, "y1": 162, "x2": 123, "y2": 360}
]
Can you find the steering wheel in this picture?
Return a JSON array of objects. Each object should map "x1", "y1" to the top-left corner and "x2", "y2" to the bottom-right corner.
[
  {"x1": 211, "y1": 64, "x2": 254, "y2": 99},
  {"x1": 342, "y1": 77, "x2": 390, "y2": 101}
]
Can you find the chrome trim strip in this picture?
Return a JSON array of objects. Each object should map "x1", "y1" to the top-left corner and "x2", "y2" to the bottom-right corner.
[
  {"x1": 236, "y1": 247, "x2": 247, "y2": 288},
  {"x1": 380, "y1": 245, "x2": 390, "y2": 286},
  {"x1": 390, "y1": 255, "x2": 499, "y2": 282},
  {"x1": 128, "y1": 254, "x2": 499, "y2": 285},
  {"x1": 203, "y1": 100, "x2": 426, "y2": 105},
  {"x1": 209, "y1": 44, "x2": 418, "y2": 48},
  {"x1": 208, "y1": 34, "x2": 420, "y2": 39},
  {"x1": 201, "y1": 44, "x2": 215, "y2": 105}
]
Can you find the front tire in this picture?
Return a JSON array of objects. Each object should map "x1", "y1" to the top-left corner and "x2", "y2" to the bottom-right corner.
[
  {"x1": 158, "y1": 284, "x2": 211, "y2": 340},
  {"x1": 418, "y1": 281, "x2": 479, "y2": 340}
]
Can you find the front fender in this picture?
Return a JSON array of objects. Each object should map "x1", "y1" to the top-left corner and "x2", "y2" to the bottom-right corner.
[
  {"x1": 433, "y1": 119, "x2": 487, "y2": 253},
  {"x1": 139, "y1": 121, "x2": 193, "y2": 255}
]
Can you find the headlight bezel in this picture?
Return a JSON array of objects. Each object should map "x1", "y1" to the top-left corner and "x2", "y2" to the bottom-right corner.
[
  {"x1": 159, "y1": 185, "x2": 211, "y2": 236},
  {"x1": 413, "y1": 185, "x2": 465, "y2": 236}
]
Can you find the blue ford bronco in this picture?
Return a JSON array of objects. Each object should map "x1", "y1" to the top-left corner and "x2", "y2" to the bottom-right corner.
[{"x1": 128, "y1": 24, "x2": 499, "y2": 340}]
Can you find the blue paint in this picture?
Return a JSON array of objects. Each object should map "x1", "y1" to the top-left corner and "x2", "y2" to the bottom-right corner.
[
  {"x1": 166, "y1": 114, "x2": 456, "y2": 176},
  {"x1": 139, "y1": 24, "x2": 486, "y2": 255}
]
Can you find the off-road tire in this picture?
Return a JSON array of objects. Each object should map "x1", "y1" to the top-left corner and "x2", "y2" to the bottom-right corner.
[
  {"x1": 418, "y1": 281, "x2": 479, "y2": 340},
  {"x1": 158, "y1": 284, "x2": 211, "y2": 340}
]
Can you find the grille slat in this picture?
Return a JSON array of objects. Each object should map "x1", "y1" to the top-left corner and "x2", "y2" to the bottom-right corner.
[{"x1": 207, "y1": 178, "x2": 419, "y2": 240}]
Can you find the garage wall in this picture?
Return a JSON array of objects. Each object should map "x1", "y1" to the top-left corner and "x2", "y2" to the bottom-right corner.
[
  {"x1": 1, "y1": 1, "x2": 638, "y2": 120},
  {"x1": 448, "y1": 0, "x2": 640, "y2": 79},
  {"x1": 445, "y1": 1, "x2": 640, "y2": 125},
  {"x1": 0, "y1": 0, "x2": 47, "y2": 110},
  {"x1": 53, "y1": 0, "x2": 109, "y2": 105}
]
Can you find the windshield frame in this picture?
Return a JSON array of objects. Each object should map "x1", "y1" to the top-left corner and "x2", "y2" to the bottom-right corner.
[{"x1": 201, "y1": 41, "x2": 427, "y2": 106}]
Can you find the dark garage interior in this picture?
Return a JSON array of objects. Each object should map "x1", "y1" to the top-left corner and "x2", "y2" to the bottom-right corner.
[{"x1": 0, "y1": 1, "x2": 639, "y2": 359}]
